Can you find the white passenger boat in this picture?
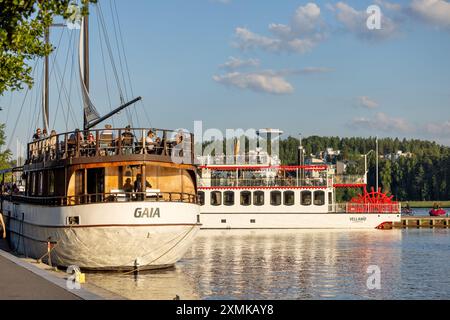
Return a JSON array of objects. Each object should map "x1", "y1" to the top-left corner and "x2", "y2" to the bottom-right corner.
[{"x1": 197, "y1": 130, "x2": 401, "y2": 230}]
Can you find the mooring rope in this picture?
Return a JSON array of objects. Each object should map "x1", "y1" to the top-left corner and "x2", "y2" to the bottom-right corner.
[{"x1": 121, "y1": 224, "x2": 199, "y2": 275}]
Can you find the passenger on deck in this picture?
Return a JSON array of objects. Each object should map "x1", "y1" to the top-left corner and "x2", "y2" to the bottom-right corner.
[
  {"x1": 33, "y1": 128, "x2": 42, "y2": 141},
  {"x1": 87, "y1": 132, "x2": 96, "y2": 156},
  {"x1": 123, "y1": 178, "x2": 134, "y2": 200},
  {"x1": 145, "y1": 130, "x2": 156, "y2": 154},
  {"x1": 49, "y1": 130, "x2": 58, "y2": 159},
  {"x1": 100, "y1": 124, "x2": 114, "y2": 155},
  {"x1": 134, "y1": 174, "x2": 152, "y2": 193},
  {"x1": 121, "y1": 125, "x2": 134, "y2": 154}
]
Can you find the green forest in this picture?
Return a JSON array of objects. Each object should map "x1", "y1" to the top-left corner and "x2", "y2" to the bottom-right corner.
[{"x1": 280, "y1": 136, "x2": 450, "y2": 202}]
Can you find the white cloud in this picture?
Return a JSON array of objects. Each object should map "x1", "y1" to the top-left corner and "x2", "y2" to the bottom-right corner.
[
  {"x1": 410, "y1": 0, "x2": 450, "y2": 28},
  {"x1": 213, "y1": 71, "x2": 294, "y2": 95},
  {"x1": 220, "y1": 56, "x2": 260, "y2": 70},
  {"x1": 358, "y1": 96, "x2": 379, "y2": 109},
  {"x1": 334, "y1": 2, "x2": 398, "y2": 40},
  {"x1": 234, "y1": 3, "x2": 327, "y2": 54},
  {"x1": 213, "y1": 65, "x2": 332, "y2": 94},
  {"x1": 350, "y1": 112, "x2": 411, "y2": 133},
  {"x1": 374, "y1": 0, "x2": 402, "y2": 11},
  {"x1": 424, "y1": 120, "x2": 450, "y2": 136}
]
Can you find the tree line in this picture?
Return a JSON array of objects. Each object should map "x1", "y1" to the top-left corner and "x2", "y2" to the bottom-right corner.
[{"x1": 280, "y1": 136, "x2": 450, "y2": 201}]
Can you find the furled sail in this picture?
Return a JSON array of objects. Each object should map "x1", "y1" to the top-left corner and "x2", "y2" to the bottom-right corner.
[{"x1": 78, "y1": 18, "x2": 100, "y2": 124}]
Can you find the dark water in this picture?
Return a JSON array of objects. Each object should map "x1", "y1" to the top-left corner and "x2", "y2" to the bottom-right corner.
[{"x1": 88, "y1": 229, "x2": 450, "y2": 300}]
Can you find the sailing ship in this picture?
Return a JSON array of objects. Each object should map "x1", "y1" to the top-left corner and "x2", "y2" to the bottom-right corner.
[
  {"x1": 0, "y1": 8, "x2": 200, "y2": 270},
  {"x1": 197, "y1": 129, "x2": 401, "y2": 229}
]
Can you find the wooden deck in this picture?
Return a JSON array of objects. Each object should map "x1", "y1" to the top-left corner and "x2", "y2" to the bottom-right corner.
[{"x1": 394, "y1": 216, "x2": 450, "y2": 229}]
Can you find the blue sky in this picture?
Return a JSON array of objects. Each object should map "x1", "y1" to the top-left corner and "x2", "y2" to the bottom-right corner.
[{"x1": 1, "y1": 0, "x2": 450, "y2": 156}]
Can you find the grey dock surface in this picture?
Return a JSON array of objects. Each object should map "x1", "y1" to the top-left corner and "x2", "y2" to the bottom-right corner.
[
  {"x1": 0, "y1": 253, "x2": 81, "y2": 300},
  {"x1": 0, "y1": 239, "x2": 106, "y2": 300}
]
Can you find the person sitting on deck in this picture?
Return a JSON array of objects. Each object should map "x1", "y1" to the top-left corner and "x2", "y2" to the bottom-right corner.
[
  {"x1": 145, "y1": 130, "x2": 156, "y2": 154},
  {"x1": 134, "y1": 174, "x2": 152, "y2": 191},
  {"x1": 100, "y1": 124, "x2": 114, "y2": 155},
  {"x1": 122, "y1": 178, "x2": 134, "y2": 200},
  {"x1": 121, "y1": 125, "x2": 134, "y2": 154},
  {"x1": 154, "y1": 136, "x2": 162, "y2": 155},
  {"x1": 49, "y1": 130, "x2": 58, "y2": 159},
  {"x1": 87, "y1": 132, "x2": 96, "y2": 156}
]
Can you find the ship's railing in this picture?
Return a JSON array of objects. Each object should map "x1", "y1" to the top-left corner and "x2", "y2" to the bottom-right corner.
[
  {"x1": 198, "y1": 154, "x2": 280, "y2": 166},
  {"x1": 333, "y1": 175, "x2": 366, "y2": 185},
  {"x1": 198, "y1": 178, "x2": 328, "y2": 188},
  {"x1": 3, "y1": 191, "x2": 197, "y2": 207},
  {"x1": 26, "y1": 128, "x2": 194, "y2": 164},
  {"x1": 329, "y1": 203, "x2": 401, "y2": 214}
]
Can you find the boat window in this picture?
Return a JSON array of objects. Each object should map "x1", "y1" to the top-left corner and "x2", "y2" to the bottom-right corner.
[
  {"x1": 211, "y1": 191, "x2": 222, "y2": 206},
  {"x1": 38, "y1": 172, "x2": 44, "y2": 195},
  {"x1": 328, "y1": 192, "x2": 333, "y2": 205},
  {"x1": 198, "y1": 191, "x2": 205, "y2": 206},
  {"x1": 31, "y1": 172, "x2": 36, "y2": 195},
  {"x1": 314, "y1": 191, "x2": 325, "y2": 206},
  {"x1": 49, "y1": 171, "x2": 55, "y2": 195},
  {"x1": 254, "y1": 191, "x2": 264, "y2": 206},
  {"x1": 270, "y1": 191, "x2": 282, "y2": 206},
  {"x1": 284, "y1": 191, "x2": 295, "y2": 206},
  {"x1": 224, "y1": 191, "x2": 235, "y2": 206},
  {"x1": 301, "y1": 191, "x2": 312, "y2": 206},
  {"x1": 240, "y1": 191, "x2": 251, "y2": 206}
]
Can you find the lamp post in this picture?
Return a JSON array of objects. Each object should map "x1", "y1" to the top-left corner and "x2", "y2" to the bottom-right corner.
[
  {"x1": 376, "y1": 136, "x2": 379, "y2": 192},
  {"x1": 362, "y1": 150, "x2": 374, "y2": 185}
]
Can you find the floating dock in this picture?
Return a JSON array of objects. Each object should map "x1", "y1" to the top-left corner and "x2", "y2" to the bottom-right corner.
[{"x1": 394, "y1": 216, "x2": 450, "y2": 229}]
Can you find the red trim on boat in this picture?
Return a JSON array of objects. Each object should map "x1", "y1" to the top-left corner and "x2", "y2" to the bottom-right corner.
[
  {"x1": 198, "y1": 186, "x2": 328, "y2": 190},
  {"x1": 199, "y1": 165, "x2": 328, "y2": 171},
  {"x1": 333, "y1": 184, "x2": 367, "y2": 188}
]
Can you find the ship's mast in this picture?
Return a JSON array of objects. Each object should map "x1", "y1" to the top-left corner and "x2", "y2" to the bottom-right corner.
[
  {"x1": 83, "y1": 15, "x2": 89, "y2": 131},
  {"x1": 43, "y1": 27, "x2": 50, "y2": 132}
]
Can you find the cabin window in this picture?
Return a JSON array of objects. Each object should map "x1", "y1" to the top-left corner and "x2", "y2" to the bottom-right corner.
[
  {"x1": 48, "y1": 171, "x2": 55, "y2": 195},
  {"x1": 198, "y1": 191, "x2": 205, "y2": 206},
  {"x1": 301, "y1": 191, "x2": 312, "y2": 206},
  {"x1": 224, "y1": 191, "x2": 235, "y2": 206},
  {"x1": 253, "y1": 191, "x2": 264, "y2": 206},
  {"x1": 284, "y1": 191, "x2": 295, "y2": 206},
  {"x1": 38, "y1": 172, "x2": 44, "y2": 195},
  {"x1": 328, "y1": 192, "x2": 333, "y2": 205},
  {"x1": 211, "y1": 191, "x2": 222, "y2": 206},
  {"x1": 31, "y1": 173, "x2": 36, "y2": 195},
  {"x1": 314, "y1": 191, "x2": 325, "y2": 206},
  {"x1": 270, "y1": 191, "x2": 282, "y2": 206},
  {"x1": 240, "y1": 191, "x2": 251, "y2": 206}
]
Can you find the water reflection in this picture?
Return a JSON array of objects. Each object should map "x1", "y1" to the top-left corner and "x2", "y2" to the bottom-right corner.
[{"x1": 88, "y1": 229, "x2": 450, "y2": 300}]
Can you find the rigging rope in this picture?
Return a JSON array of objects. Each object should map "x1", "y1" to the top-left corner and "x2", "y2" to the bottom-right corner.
[
  {"x1": 96, "y1": 9, "x2": 116, "y2": 128},
  {"x1": 7, "y1": 59, "x2": 40, "y2": 150}
]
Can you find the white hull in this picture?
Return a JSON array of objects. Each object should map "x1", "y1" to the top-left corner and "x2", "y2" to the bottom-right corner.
[
  {"x1": 200, "y1": 212, "x2": 401, "y2": 229},
  {"x1": 2, "y1": 201, "x2": 200, "y2": 270}
]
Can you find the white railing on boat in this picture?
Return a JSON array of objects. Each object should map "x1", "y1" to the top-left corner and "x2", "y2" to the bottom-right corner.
[
  {"x1": 198, "y1": 178, "x2": 328, "y2": 188},
  {"x1": 328, "y1": 203, "x2": 401, "y2": 214},
  {"x1": 334, "y1": 175, "x2": 366, "y2": 185}
]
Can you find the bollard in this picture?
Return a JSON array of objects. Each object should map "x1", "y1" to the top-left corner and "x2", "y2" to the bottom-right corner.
[
  {"x1": 47, "y1": 241, "x2": 52, "y2": 267},
  {"x1": 0, "y1": 213, "x2": 5, "y2": 239}
]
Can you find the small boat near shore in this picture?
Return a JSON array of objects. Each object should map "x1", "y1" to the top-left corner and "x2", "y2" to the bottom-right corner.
[{"x1": 429, "y1": 208, "x2": 447, "y2": 217}]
